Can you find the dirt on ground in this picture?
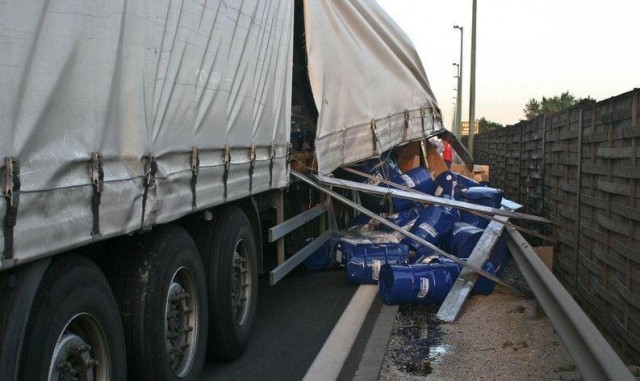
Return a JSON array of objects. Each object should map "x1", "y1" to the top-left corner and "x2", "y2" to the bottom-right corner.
[{"x1": 379, "y1": 263, "x2": 582, "y2": 381}]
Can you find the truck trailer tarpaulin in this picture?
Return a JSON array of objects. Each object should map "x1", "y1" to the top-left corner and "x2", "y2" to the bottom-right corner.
[{"x1": 0, "y1": 0, "x2": 442, "y2": 266}]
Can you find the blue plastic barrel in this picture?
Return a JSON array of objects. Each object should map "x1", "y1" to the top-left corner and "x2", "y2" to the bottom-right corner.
[
  {"x1": 491, "y1": 235, "x2": 511, "y2": 277},
  {"x1": 464, "y1": 259, "x2": 496, "y2": 295},
  {"x1": 436, "y1": 171, "x2": 485, "y2": 199},
  {"x1": 348, "y1": 158, "x2": 402, "y2": 213},
  {"x1": 459, "y1": 186, "x2": 504, "y2": 208},
  {"x1": 379, "y1": 203, "x2": 424, "y2": 231},
  {"x1": 435, "y1": 171, "x2": 456, "y2": 199},
  {"x1": 452, "y1": 173, "x2": 481, "y2": 194},
  {"x1": 460, "y1": 211, "x2": 490, "y2": 229},
  {"x1": 411, "y1": 246, "x2": 438, "y2": 264},
  {"x1": 302, "y1": 238, "x2": 335, "y2": 271},
  {"x1": 457, "y1": 187, "x2": 503, "y2": 229},
  {"x1": 378, "y1": 258, "x2": 496, "y2": 305},
  {"x1": 389, "y1": 167, "x2": 436, "y2": 211},
  {"x1": 443, "y1": 222, "x2": 485, "y2": 259},
  {"x1": 445, "y1": 207, "x2": 461, "y2": 223},
  {"x1": 392, "y1": 167, "x2": 436, "y2": 194},
  {"x1": 443, "y1": 222, "x2": 511, "y2": 276},
  {"x1": 335, "y1": 241, "x2": 409, "y2": 284},
  {"x1": 401, "y1": 205, "x2": 456, "y2": 250},
  {"x1": 412, "y1": 256, "x2": 496, "y2": 294}
]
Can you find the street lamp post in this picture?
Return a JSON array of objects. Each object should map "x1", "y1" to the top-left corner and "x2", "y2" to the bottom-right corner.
[
  {"x1": 452, "y1": 63, "x2": 460, "y2": 132},
  {"x1": 453, "y1": 25, "x2": 463, "y2": 140},
  {"x1": 468, "y1": 0, "x2": 477, "y2": 155},
  {"x1": 451, "y1": 96, "x2": 457, "y2": 131}
]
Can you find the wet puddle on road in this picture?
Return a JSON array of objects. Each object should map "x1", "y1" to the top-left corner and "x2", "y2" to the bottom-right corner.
[{"x1": 385, "y1": 305, "x2": 449, "y2": 376}]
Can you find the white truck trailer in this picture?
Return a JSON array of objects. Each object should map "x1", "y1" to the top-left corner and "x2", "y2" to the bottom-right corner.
[{"x1": 0, "y1": 0, "x2": 442, "y2": 379}]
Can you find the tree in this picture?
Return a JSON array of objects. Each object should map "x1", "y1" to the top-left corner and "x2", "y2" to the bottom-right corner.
[
  {"x1": 522, "y1": 91, "x2": 593, "y2": 120},
  {"x1": 523, "y1": 98, "x2": 541, "y2": 120},
  {"x1": 477, "y1": 117, "x2": 503, "y2": 133}
]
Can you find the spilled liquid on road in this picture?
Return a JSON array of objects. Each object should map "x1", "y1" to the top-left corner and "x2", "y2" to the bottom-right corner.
[{"x1": 386, "y1": 305, "x2": 449, "y2": 376}]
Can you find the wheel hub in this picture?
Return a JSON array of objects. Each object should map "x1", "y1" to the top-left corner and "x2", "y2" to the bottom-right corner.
[
  {"x1": 231, "y1": 240, "x2": 252, "y2": 326},
  {"x1": 48, "y1": 313, "x2": 108, "y2": 381},
  {"x1": 51, "y1": 334, "x2": 96, "y2": 381},
  {"x1": 165, "y1": 267, "x2": 198, "y2": 377}
]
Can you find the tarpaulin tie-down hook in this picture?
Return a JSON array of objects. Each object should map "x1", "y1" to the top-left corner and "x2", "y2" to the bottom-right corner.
[
  {"x1": 370, "y1": 119, "x2": 381, "y2": 154},
  {"x1": 420, "y1": 107, "x2": 426, "y2": 134},
  {"x1": 403, "y1": 109, "x2": 410, "y2": 141},
  {"x1": 3, "y1": 157, "x2": 20, "y2": 261},
  {"x1": 341, "y1": 125, "x2": 347, "y2": 160},
  {"x1": 432, "y1": 106, "x2": 442, "y2": 122},
  {"x1": 91, "y1": 153, "x2": 104, "y2": 237},
  {"x1": 223, "y1": 145, "x2": 231, "y2": 199},
  {"x1": 249, "y1": 144, "x2": 256, "y2": 192},
  {"x1": 141, "y1": 154, "x2": 157, "y2": 226},
  {"x1": 269, "y1": 143, "x2": 276, "y2": 188},
  {"x1": 379, "y1": 191, "x2": 394, "y2": 214},
  {"x1": 190, "y1": 146, "x2": 200, "y2": 210}
]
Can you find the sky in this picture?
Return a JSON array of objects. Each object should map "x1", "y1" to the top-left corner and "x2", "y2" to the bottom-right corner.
[{"x1": 376, "y1": 0, "x2": 640, "y2": 127}]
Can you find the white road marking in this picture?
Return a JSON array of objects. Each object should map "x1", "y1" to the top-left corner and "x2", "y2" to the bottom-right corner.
[{"x1": 303, "y1": 285, "x2": 378, "y2": 381}]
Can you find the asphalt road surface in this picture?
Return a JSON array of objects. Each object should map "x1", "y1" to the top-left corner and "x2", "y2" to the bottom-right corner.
[{"x1": 202, "y1": 269, "x2": 359, "y2": 380}]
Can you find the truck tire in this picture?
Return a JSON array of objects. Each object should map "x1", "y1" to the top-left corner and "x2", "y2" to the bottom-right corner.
[
  {"x1": 18, "y1": 255, "x2": 126, "y2": 381},
  {"x1": 105, "y1": 225, "x2": 208, "y2": 381},
  {"x1": 0, "y1": 258, "x2": 49, "y2": 380},
  {"x1": 190, "y1": 206, "x2": 258, "y2": 360}
]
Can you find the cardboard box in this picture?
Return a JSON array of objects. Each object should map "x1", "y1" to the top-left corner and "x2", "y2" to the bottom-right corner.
[
  {"x1": 450, "y1": 163, "x2": 473, "y2": 178},
  {"x1": 395, "y1": 141, "x2": 422, "y2": 172},
  {"x1": 450, "y1": 163, "x2": 490, "y2": 183},
  {"x1": 424, "y1": 141, "x2": 448, "y2": 177},
  {"x1": 473, "y1": 164, "x2": 490, "y2": 182},
  {"x1": 533, "y1": 246, "x2": 554, "y2": 271}
]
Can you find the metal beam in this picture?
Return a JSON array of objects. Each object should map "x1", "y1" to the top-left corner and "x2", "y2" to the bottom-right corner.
[
  {"x1": 342, "y1": 166, "x2": 553, "y2": 243},
  {"x1": 315, "y1": 173, "x2": 551, "y2": 224},
  {"x1": 269, "y1": 230, "x2": 332, "y2": 285},
  {"x1": 505, "y1": 227, "x2": 634, "y2": 381},
  {"x1": 268, "y1": 203, "x2": 329, "y2": 242},
  {"x1": 436, "y1": 214, "x2": 509, "y2": 322}
]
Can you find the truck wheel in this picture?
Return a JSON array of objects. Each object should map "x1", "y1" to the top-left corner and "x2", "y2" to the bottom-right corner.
[
  {"x1": 106, "y1": 225, "x2": 207, "y2": 381},
  {"x1": 0, "y1": 258, "x2": 49, "y2": 380},
  {"x1": 19, "y1": 255, "x2": 126, "y2": 381},
  {"x1": 190, "y1": 206, "x2": 258, "y2": 360}
]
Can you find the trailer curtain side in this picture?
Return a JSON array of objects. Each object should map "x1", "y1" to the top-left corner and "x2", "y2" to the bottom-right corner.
[
  {"x1": 0, "y1": 0, "x2": 442, "y2": 267},
  {"x1": 0, "y1": 0, "x2": 294, "y2": 264},
  {"x1": 304, "y1": 0, "x2": 443, "y2": 174}
]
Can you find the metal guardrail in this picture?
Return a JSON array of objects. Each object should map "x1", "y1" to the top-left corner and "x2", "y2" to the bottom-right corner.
[{"x1": 506, "y1": 227, "x2": 634, "y2": 381}]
